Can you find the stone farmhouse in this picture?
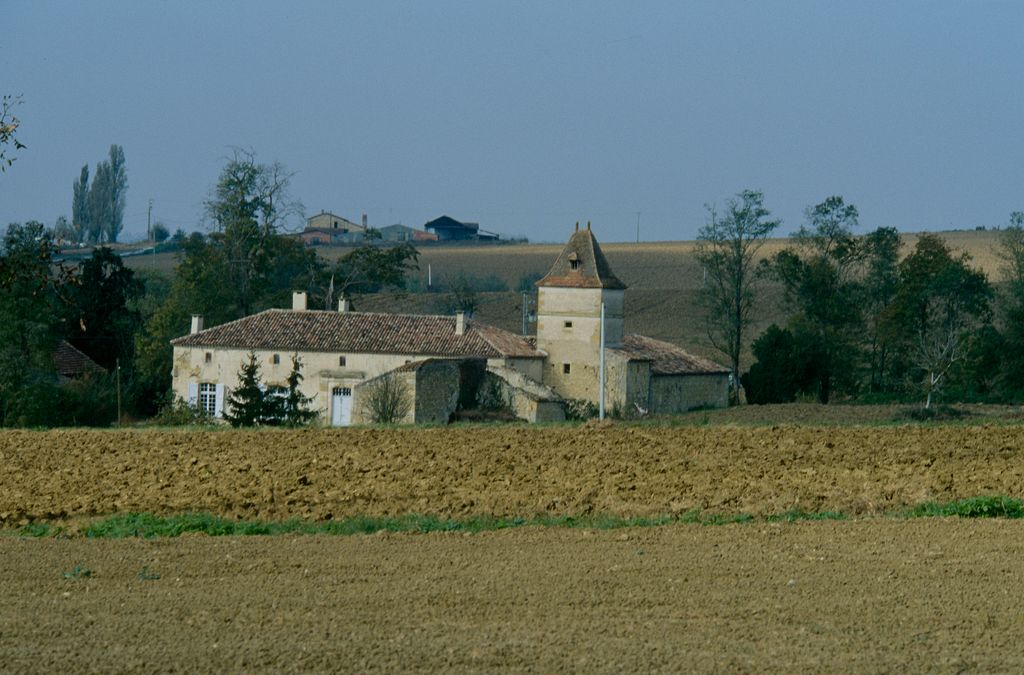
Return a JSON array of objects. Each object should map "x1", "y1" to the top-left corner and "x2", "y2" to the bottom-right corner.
[
  {"x1": 170, "y1": 225, "x2": 729, "y2": 424},
  {"x1": 300, "y1": 211, "x2": 368, "y2": 245}
]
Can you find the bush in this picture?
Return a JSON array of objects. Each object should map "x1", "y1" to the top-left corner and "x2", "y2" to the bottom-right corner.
[
  {"x1": 361, "y1": 373, "x2": 411, "y2": 424},
  {"x1": 896, "y1": 405, "x2": 972, "y2": 422},
  {"x1": 150, "y1": 395, "x2": 211, "y2": 426},
  {"x1": 563, "y1": 398, "x2": 598, "y2": 421}
]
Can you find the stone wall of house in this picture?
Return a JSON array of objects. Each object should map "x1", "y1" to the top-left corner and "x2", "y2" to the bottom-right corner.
[
  {"x1": 604, "y1": 350, "x2": 651, "y2": 415},
  {"x1": 485, "y1": 367, "x2": 566, "y2": 423},
  {"x1": 412, "y1": 361, "x2": 462, "y2": 425},
  {"x1": 649, "y1": 373, "x2": 729, "y2": 414},
  {"x1": 172, "y1": 346, "x2": 435, "y2": 422}
]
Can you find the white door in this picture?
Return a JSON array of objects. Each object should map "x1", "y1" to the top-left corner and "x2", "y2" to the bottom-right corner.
[{"x1": 331, "y1": 387, "x2": 352, "y2": 426}]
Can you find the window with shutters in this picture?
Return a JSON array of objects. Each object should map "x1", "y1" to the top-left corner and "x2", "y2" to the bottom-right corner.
[{"x1": 198, "y1": 383, "x2": 217, "y2": 415}]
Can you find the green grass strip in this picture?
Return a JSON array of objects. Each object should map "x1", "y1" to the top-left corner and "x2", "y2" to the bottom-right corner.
[{"x1": 11, "y1": 496, "x2": 1023, "y2": 539}]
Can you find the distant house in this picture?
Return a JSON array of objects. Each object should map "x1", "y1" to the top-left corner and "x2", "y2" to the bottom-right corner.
[
  {"x1": 424, "y1": 215, "x2": 499, "y2": 242},
  {"x1": 379, "y1": 224, "x2": 438, "y2": 243},
  {"x1": 300, "y1": 211, "x2": 368, "y2": 245}
]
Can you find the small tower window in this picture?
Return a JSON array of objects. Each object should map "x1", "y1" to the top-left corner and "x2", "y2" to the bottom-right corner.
[
  {"x1": 564, "y1": 320, "x2": 573, "y2": 328},
  {"x1": 339, "y1": 355, "x2": 347, "y2": 367},
  {"x1": 272, "y1": 354, "x2": 280, "y2": 365},
  {"x1": 568, "y1": 252, "x2": 581, "y2": 271},
  {"x1": 204, "y1": 352, "x2": 212, "y2": 364},
  {"x1": 563, "y1": 363, "x2": 571, "y2": 374}
]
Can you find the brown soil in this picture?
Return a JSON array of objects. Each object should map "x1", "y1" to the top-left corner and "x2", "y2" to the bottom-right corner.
[
  {"x1": 3, "y1": 424, "x2": 1024, "y2": 526},
  {"x1": 4, "y1": 520, "x2": 1024, "y2": 672}
]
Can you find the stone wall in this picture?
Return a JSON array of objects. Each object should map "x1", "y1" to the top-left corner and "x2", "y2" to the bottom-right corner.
[{"x1": 649, "y1": 373, "x2": 729, "y2": 414}]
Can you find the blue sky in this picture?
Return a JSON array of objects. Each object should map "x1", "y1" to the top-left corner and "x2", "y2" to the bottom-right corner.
[{"x1": 3, "y1": 0, "x2": 1023, "y2": 242}]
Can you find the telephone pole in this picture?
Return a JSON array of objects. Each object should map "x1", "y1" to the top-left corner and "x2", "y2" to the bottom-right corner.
[
  {"x1": 147, "y1": 199, "x2": 153, "y2": 241},
  {"x1": 635, "y1": 212, "x2": 641, "y2": 243}
]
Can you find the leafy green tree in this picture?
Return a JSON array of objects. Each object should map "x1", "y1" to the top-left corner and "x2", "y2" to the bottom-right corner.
[
  {"x1": 0, "y1": 223, "x2": 65, "y2": 424},
  {"x1": 0, "y1": 94, "x2": 25, "y2": 172},
  {"x1": 281, "y1": 354, "x2": 317, "y2": 426},
  {"x1": 72, "y1": 164, "x2": 90, "y2": 242},
  {"x1": 62, "y1": 247, "x2": 143, "y2": 372},
  {"x1": 87, "y1": 160, "x2": 111, "y2": 243},
  {"x1": 694, "y1": 190, "x2": 781, "y2": 403},
  {"x1": 332, "y1": 242, "x2": 419, "y2": 298},
  {"x1": 223, "y1": 352, "x2": 281, "y2": 427},
  {"x1": 861, "y1": 227, "x2": 902, "y2": 391},
  {"x1": 52, "y1": 215, "x2": 75, "y2": 243},
  {"x1": 203, "y1": 149, "x2": 304, "y2": 317},
  {"x1": 741, "y1": 325, "x2": 799, "y2": 404},
  {"x1": 772, "y1": 196, "x2": 867, "y2": 403},
  {"x1": 105, "y1": 144, "x2": 127, "y2": 242},
  {"x1": 885, "y1": 234, "x2": 993, "y2": 405},
  {"x1": 152, "y1": 222, "x2": 170, "y2": 243},
  {"x1": 85, "y1": 145, "x2": 128, "y2": 243},
  {"x1": 994, "y1": 213, "x2": 1024, "y2": 397}
]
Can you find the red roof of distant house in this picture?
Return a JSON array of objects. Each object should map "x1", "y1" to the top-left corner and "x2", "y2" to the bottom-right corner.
[{"x1": 53, "y1": 341, "x2": 107, "y2": 378}]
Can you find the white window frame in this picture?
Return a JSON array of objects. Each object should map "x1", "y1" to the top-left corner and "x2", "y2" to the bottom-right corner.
[{"x1": 198, "y1": 383, "x2": 217, "y2": 416}]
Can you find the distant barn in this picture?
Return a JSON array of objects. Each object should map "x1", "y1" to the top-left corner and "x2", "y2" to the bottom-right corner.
[{"x1": 424, "y1": 215, "x2": 499, "y2": 242}]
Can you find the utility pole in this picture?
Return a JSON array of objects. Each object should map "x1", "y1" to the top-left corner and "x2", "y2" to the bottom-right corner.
[
  {"x1": 115, "y1": 358, "x2": 122, "y2": 427},
  {"x1": 635, "y1": 212, "x2": 641, "y2": 243},
  {"x1": 599, "y1": 301, "x2": 606, "y2": 420},
  {"x1": 521, "y1": 291, "x2": 529, "y2": 336},
  {"x1": 147, "y1": 199, "x2": 153, "y2": 241}
]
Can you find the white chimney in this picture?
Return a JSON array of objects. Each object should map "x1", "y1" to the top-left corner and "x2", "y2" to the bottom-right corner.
[
  {"x1": 190, "y1": 315, "x2": 204, "y2": 334},
  {"x1": 455, "y1": 311, "x2": 466, "y2": 336},
  {"x1": 292, "y1": 291, "x2": 308, "y2": 311},
  {"x1": 338, "y1": 297, "x2": 351, "y2": 312}
]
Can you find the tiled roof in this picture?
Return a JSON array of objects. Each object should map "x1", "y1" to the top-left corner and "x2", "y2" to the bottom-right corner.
[
  {"x1": 610, "y1": 334, "x2": 730, "y2": 376},
  {"x1": 53, "y1": 341, "x2": 107, "y2": 377},
  {"x1": 536, "y1": 226, "x2": 626, "y2": 289},
  {"x1": 171, "y1": 309, "x2": 545, "y2": 360}
]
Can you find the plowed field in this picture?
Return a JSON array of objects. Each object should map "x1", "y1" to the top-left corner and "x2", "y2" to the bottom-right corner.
[
  {"x1": 4, "y1": 521, "x2": 1024, "y2": 672},
  {"x1": 3, "y1": 424, "x2": 1023, "y2": 525},
  {"x1": 5, "y1": 424, "x2": 1024, "y2": 671}
]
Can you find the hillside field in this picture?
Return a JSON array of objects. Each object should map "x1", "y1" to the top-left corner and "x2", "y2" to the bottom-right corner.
[{"x1": 125, "y1": 229, "x2": 1008, "y2": 363}]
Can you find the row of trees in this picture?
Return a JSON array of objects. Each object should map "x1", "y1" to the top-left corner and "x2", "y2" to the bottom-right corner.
[
  {"x1": 698, "y1": 191, "x2": 1022, "y2": 407},
  {"x1": 69, "y1": 144, "x2": 128, "y2": 244}
]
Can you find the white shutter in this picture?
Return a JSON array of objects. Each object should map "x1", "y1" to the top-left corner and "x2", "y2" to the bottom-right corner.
[
  {"x1": 214, "y1": 383, "x2": 225, "y2": 418},
  {"x1": 187, "y1": 382, "x2": 198, "y2": 406}
]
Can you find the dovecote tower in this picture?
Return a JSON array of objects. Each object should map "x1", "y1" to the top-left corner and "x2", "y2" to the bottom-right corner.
[{"x1": 534, "y1": 222, "x2": 626, "y2": 401}]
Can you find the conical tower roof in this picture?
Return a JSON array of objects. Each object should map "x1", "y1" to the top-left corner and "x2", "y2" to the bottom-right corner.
[{"x1": 536, "y1": 224, "x2": 626, "y2": 289}]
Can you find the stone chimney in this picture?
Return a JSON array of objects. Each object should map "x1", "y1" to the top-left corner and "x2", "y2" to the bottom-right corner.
[
  {"x1": 190, "y1": 315, "x2": 204, "y2": 334},
  {"x1": 292, "y1": 291, "x2": 308, "y2": 311},
  {"x1": 455, "y1": 311, "x2": 466, "y2": 336},
  {"x1": 338, "y1": 297, "x2": 351, "y2": 312},
  {"x1": 362, "y1": 213, "x2": 368, "y2": 228}
]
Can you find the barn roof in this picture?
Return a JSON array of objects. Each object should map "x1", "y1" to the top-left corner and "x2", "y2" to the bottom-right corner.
[{"x1": 610, "y1": 334, "x2": 730, "y2": 375}]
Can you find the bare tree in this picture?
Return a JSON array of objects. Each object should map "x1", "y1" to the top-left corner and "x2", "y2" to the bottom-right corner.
[
  {"x1": 914, "y1": 298, "x2": 971, "y2": 409},
  {"x1": 360, "y1": 373, "x2": 411, "y2": 424},
  {"x1": 694, "y1": 190, "x2": 781, "y2": 404}
]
